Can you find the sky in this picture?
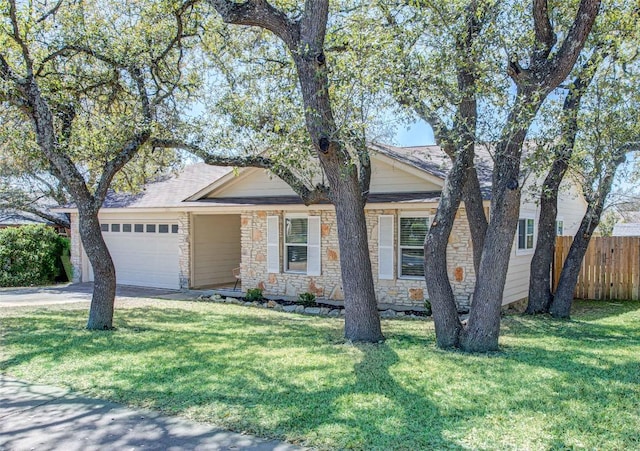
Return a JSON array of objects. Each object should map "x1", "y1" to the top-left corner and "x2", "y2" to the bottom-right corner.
[{"x1": 393, "y1": 120, "x2": 435, "y2": 147}]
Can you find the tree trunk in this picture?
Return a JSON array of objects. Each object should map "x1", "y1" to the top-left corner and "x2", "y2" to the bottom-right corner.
[
  {"x1": 549, "y1": 210, "x2": 599, "y2": 318},
  {"x1": 550, "y1": 161, "x2": 619, "y2": 318},
  {"x1": 424, "y1": 150, "x2": 471, "y2": 348},
  {"x1": 78, "y1": 207, "x2": 116, "y2": 330},
  {"x1": 526, "y1": 53, "x2": 599, "y2": 314},
  {"x1": 333, "y1": 175, "x2": 384, "y2": 342},
  {"x1": 460, "y1": 134, "x2": 527, "y2": 352},
  {"x1": 525, "y1": 162, "x2": 566, "y2": 314},
  {"x1": 293, "y1": 39, "x2": 383, "y2": 343},
  {"x1": 462, "y1": 168, "x2": 488, "y2": 276}
]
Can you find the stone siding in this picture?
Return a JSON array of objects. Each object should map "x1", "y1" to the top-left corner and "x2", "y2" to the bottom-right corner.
[
  {"x1": 178, "y1": 212, "x2": 191, "y2": 289},
  {"x1": 241, "y1": 208, "x2": 476, "y2": 310}
]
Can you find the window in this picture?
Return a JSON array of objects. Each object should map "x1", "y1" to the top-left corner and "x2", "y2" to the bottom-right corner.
[
  {"x1": 399, "y1": 215, "x2": 429, "y2": 278},
  {"x1": 111, "y1": 223, "x2": 120, "y2": 232},
  {"x1": 171, "y1": 224, "x2": 179, "y2": 234},
  {"x1": 100, "y1": 224, "x2": 108, "y2": 232},
  {"x1": 134, "y1": 224, "x2": 144, "y2": 233},
  {"x1": 123, "y1": 224, "x2": 132, "y2": 232},
  {"x1": 159, "y1": 224, "x2": 169, "y2": 233},
  {"x1": 146, "y1": 224, "x2": 156, "y2": 233},
  {"x1": 518, "y1": 218, "x2": 535, "y2": 250},
  {"x1": 285, "y1": 217, "x2": 308, "y2": 273},
  {"x1": 556, "y1": 220, "x2": 564, "y2": 236}
]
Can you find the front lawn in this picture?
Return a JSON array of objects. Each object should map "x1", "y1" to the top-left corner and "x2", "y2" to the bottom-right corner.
[{"x1": 1, "y1": 299, "x2": 639, "y2": 450}]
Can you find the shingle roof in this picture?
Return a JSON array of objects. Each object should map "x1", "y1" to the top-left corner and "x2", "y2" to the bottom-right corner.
[
  {"x1": 612, "y1": 223, "x2": 640, "y2": 237},
  {"x1": 370, "y1": 142, "x2": 494, "y2": 198},
  {"x1": 101, "y1": 163, "x2": 231, "y2": 208},
  {"x1": 97, "y1": 143, "x2": 496, "y2": 210}
]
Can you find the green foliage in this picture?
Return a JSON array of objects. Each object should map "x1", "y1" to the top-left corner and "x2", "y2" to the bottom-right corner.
[
  {"x1": 1, "y1": 299, "x2": 639, "y2": 449},
  {"x1": 245, "y1": 287, "x2": 264, "y2": 302},
  {"x1": 423, "y1": 299, "x2": 432, "y2": 315},
  {"x1": 297, "y1": 291, "x2": 317, "y2": 307},
  {"x1": 0, "y1": 225, "x2": 68, "y2": 287}
]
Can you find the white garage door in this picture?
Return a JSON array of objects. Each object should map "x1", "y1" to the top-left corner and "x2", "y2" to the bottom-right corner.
[{"x1": 88, "y1": 221, "x2": 180, "y2": 289}]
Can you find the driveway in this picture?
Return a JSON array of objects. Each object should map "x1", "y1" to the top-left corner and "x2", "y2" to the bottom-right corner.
[{"x1": 0, "y1": 283, "x2": 188, "y2": 308}]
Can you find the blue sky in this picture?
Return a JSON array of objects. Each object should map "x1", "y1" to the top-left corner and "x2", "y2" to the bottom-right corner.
[{"x1": 394, "y1": 120, "x2": 435, "y2": 147}]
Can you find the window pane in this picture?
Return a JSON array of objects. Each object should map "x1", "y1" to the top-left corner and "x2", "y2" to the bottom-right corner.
[
  {"x1": 146, "y1": 224, "x2": 156, "y2": 233},
  {"x1": 518, "y1": 219, "x2": 526, "y2": 249},
  {"x1": 134, "y1": 224, "x2": 144, "y2": 233},
  {"x1": 401, "y1": 249, "x2": 425, "y2": 277},
  {"x1": 123, "y1": 224, "x2": 132, "y2": 232},
  {"x1": 159, "y1": 224, "x2": 169, "y2": 233},
  {"x1": 400, "y1": 217, "x2": 428, "y2": 247},
  {"x1": 100, "y1": 224, "x2": 108, "y2": 232},
  {"x1": 286, "y1": 245, "x2": 307, "y2": 272},
  {"x1": 556, "y1": 221, "x2": 563, "y2": 235},
  {"x1": 527, "y1": 219, "x2": 534, "y2": 235},
  {"x1": 111, "y1": 224, "x2": 120, "y2": 232},
  {"x1": 171, "y1": 224, "x2": 179, "y2": 234},
  {"x1": 285, "y1": 218, "x2": 307, "y2": 244}
]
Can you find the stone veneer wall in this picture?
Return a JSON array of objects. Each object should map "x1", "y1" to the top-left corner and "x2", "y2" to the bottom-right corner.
[
  {"x1": 177, "y1": 212, "x2": 191, "y2": 289},
  {"x1": 70, "y1": 212, "x2": 82, "y2": 283},
  {"x1": 241, "y1": 208, "x2": 476, "y2": 310}
]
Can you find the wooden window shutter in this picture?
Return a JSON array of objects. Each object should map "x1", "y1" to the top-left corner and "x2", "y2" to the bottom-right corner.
[
  {"x1": 267, "y1": 216, "x2": 280, "y2": 273},
  {"x1": 307, "y1": 216, "x2": 321, "y2": 276},
  {"x1": 378, "y1": 215, "x2": 394, "y2": 280}
]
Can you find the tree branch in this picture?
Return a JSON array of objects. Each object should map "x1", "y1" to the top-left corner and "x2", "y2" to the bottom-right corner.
[
  {"x1": 151, "y1": 138, "x2": 330, "y2": 205},
  {"x1": 535, "y1": 0, "x2": 601, "y2": 89},
  {"x1": 94, "y1": 130, "x2": 152, "y2": 205},
  {"x1": 207, "y1": 0, "x2": 300, "y2": 50},
  {"x1": 532, "y1": 0, "x2": 557, "y2": 60},
  {"x1": 36, "y1": 0, "x2": 65, "y2": 23},
  {"x1": 8, "y1": 0, "x2": 34, "y2": 78}
]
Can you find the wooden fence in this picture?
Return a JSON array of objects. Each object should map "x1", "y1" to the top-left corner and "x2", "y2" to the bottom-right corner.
[{"x1": 553, "y1": 236, "x2": 640, "y2": 300}]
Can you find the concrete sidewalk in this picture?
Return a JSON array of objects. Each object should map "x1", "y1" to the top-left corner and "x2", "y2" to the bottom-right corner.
[{"x1": 0, "y1": 376, "x2": 304, "y2": 451}]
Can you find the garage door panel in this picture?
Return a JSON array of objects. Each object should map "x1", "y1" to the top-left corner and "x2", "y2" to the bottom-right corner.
[{"x1": 96, "y1": 231, "x2": 180, "y2": 289}]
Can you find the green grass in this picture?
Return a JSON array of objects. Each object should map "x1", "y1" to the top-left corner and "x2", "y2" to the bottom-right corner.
[{"x1": 1, "y1": 300, "x2": 639, "y2": 450}]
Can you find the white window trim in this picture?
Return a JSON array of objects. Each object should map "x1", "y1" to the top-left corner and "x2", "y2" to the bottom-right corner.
[
  {"x1": 283, "y1": 214, "x2": 321, "y2": 275},
  {"x1": 398, "y1": 212, "x2": 429, "y2": 280},
  {"x1": 516, "y1": 217, "x2": 536, "y2": 255}
]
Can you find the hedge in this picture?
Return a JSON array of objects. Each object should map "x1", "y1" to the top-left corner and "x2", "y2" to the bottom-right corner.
[{"x1": 0, "y1": 225, "x2": 70, "y2": 287}]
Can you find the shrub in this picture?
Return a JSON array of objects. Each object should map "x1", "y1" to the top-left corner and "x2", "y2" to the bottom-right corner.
[
  {"x1": 297, "y1": 292, "x2": 317, "y2": 307},
  {"x1": 245, "y1": 287, "x2": 263, "y2": 302},
  {"x1": 0, "y1": 225, "x2": 69, "y2": 287},
  {"x1": 424, "y1": 299, "x2": 432, "y2": 316}
]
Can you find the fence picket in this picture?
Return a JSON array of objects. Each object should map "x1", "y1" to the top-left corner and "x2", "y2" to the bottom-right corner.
[{"x1": 553, "y1": 236, "x2": 640, "y2": 301}]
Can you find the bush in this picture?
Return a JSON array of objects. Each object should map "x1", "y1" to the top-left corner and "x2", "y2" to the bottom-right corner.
[
  {"x1": 0, "y1": 225, "x2": 69, "y2": 287},
  {"x1": 297, "y1": 292, "x2": 317, "y2": 307},
  {"x1": 245, "y1": 287, "x2": 263, "y2": 302},
  {"x1": 424, "y1": 299, "x2": 432, "y2": 316}
]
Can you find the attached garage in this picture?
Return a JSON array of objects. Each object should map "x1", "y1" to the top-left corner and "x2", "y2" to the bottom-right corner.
[{"x1": 84, "y1": 216, "x2": 180, "y2": 289}]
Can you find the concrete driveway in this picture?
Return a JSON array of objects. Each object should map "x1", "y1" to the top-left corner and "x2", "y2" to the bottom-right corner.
[{"x1": 0, "y1": 283, "x2": 187, "y2": 307}]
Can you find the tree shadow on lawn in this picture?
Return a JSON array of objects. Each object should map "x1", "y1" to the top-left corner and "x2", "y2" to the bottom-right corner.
[
  {"x1": 4, "y1": 304, "x2": 639, "y2": 449},
  {"x1": 0, "y1": 307, "x2": 457, "y2": 449}
]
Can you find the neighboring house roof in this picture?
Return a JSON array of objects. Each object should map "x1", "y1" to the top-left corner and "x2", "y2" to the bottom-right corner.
[
  {"x1": 0, "y1": 209, "x2": 50, "y2": 226},
  {"x1": 612, "y1": 223, "x2": 640, "y2": 236}
]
